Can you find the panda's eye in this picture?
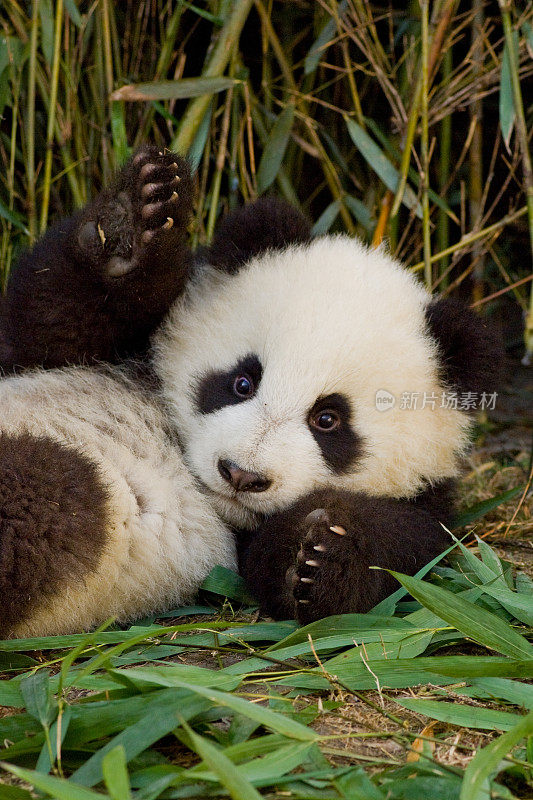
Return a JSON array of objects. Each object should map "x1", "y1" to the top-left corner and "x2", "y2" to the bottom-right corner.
[
  {"x1": 309, "y1": 409, "x2": 341, "y2": 432},
  {"x1": 233, "y1": 374, "x2": 254, "y2": 399}
]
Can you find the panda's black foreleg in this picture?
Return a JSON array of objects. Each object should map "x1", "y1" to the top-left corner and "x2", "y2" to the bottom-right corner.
[
  {"x1": 239, "y1": 488, "x2": 450, "y2": 624},
  {"x1": 1, "y1": 146, "x2": 194, "y2": 371}
]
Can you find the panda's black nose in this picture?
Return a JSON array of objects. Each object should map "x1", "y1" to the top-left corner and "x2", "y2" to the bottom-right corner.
[{"x1": 217, "y1": 459, "x2": 271, "y2": 492}]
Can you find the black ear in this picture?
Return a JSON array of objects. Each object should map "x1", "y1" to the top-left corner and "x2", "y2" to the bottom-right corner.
[
  {"x1": 425, "y1": 297, "x2": 505, "y2": 397},
  {"x1": 208, "y1": 198, "x2": 311, "y2": 274}
]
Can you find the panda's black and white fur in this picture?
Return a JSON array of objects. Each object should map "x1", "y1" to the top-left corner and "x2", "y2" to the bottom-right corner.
[{"x1": 0, "y1": 147, "x2": 501, "y2": 636}]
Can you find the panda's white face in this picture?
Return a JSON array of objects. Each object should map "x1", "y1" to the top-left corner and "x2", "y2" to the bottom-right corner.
[{"x1": 153, "y1": 236, "x2": 471, "y2": 529}]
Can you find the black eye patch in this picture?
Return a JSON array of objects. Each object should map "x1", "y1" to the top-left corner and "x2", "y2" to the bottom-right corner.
[
  {"x1": 195, "y1": 354, "x2": 263, "y2": 415},
  {"x1": 308, "y1": 393, "x2": 364, "y2": 474}
]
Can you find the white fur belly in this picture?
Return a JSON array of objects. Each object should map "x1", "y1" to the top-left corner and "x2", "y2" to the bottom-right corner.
[{"x1": 0, "y1": 367, "x2": 236, "y2": 636}]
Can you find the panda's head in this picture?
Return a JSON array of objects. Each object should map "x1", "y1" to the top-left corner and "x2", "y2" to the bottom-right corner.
[{"x1": 153, "y1": 235, "x2": 500, "y2": 529}]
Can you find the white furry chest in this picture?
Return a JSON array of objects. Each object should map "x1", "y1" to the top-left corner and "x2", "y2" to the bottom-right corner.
[{"x1": 0, "y1": 367, "x2": 236, "y2": 636}]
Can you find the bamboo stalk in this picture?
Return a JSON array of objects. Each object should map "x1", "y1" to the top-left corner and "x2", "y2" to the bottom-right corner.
[
  {"x1": 171, "y1": 0, "x2": 254, "y2": 154},
  {"x1": 255, "y1": 0, "x2": 355, "y2": 233},
  {"x1": 39, "y1": 0, "x2": 63, "y2": 233},
  {"x1": 27, "y1": 0, "x2": 40, "y2": 243},
  {"x1": 390, "y1": 0, "x2": 458, "y2": 220},
  {"x1": 410, "y1": 205, "x2": 528, "y2": 272},
  {"x1": 437, "y1": 47, "x2": 452, "y2": 283},
  {"x1": 498, "y1": 0, "x2": 533, "y2": 362},
  {"x1": 206, "y1": 87, "x2": 234, "y2": 242},
  {"x1": 470, "y1": 0, "x2": 485, "y2": 304},
  {"x1": 420, "y1": 0, "x2": 431, "y2": 288}
]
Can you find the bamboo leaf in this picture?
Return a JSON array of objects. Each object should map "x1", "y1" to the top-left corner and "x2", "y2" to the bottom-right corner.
[
  {"x1": 312, "y1": 200, "x2": 341, "y2": 235},
  {"x1": 182, "y1": 721, "x2": 263, "y2": 800},
  {"x1": 20, "y1": 671, "x2": 56, "y2": 727},
  {"x1": 257, "y1": 104, "x2": 295, "y2": 194},
  {"x1": 39, "y1": 0, "x2": 54, "y2": 66},
  {"x1": 63, "y1": 0, "x2": 82, "y2": 27},
  {"x1": 466, "y1": 677, "x2": 533, "y2": 710},
  {"x1": 102, "y1": 746, "x2": 131, "y2": 800},
  {"x1": 389, "y1": 571, "x2": 533, "y2": 659},
  {"x1": 345, "y1": 117, "x2": 422, "y2": 217},
  {"x1": 460, "y1": 710, "x2": 533, "y2": 800},
  {"x1": 452, "y1": 486, "x2": 524, "y2": 528},
  {"x1": 499, "y1": 32, "x2": 518, "y2": 152},
  {"x1": 110, "y1": 77, "x2": 241, "y2": 102},
  {"x1": 200, "y1": 565, "x2": 255, "y2": 603},
  {"x1": 0, "y1": 762, "x2": 108, "y2": 800},
  {"x1": 396, "y1": 698, "x2": 524, "y2": 731}
]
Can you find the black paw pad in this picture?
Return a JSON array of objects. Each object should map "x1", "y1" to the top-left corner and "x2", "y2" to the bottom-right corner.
[
  {"x1": 137, "y1": 158, "x2": 183, "y2": 233},
  {"x1": 291, "y1": 508, "x2": 349, "y2": 623}
]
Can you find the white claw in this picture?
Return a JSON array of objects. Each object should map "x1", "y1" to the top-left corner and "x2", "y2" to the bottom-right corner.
[
  {"x1": 300, "y1": 577, "x2": 314, "y2": 584},
  {"x1": 313, "y1": 544, "x2": 327, "y2": 553},
  {"x1": 170, "y1": 191, "x2": 179, "y2": 200},
  {"x1": 162, "y1": 217, "x2": 174, "y2": 230},
  {"x1": 305, "y1": 559, "x2": 320, "y2": 567},
  {"x1": 330, "y1": 525, "x2": 347, "y2": 536},
  {"x1": 298, "y1": 599, "x2": 310, "y2": 604}
]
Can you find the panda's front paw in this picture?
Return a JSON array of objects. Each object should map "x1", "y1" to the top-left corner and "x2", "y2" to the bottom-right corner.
[
  {"x1": 287, "y1": 508, "x2": 355, "y2": 625},
  {"x1": 131, "y1": 146, "x2": 186, "y2": 246},
  {"x1": 77, "y1": 146, "x2": 192, "y2": 279}
]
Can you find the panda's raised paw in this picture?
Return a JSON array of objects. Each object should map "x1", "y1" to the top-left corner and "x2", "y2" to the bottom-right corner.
[
  {"x1": 288, "y1": 508, "x2": 353, "y2": 625},
  {"x1": 76, "y1": 145, "x2": 192, "y2": 280},
  {"x1": 133, "y1": 149, "x2": 185, "y2": 237}
]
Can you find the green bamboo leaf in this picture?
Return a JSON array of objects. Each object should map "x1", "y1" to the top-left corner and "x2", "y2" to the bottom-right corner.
[
  {"x1": 102, "y1": 746, "x2": 131, "y2": 800},
  {"x1": 345, "y1": 117, "x2": 422, "y2": 217},
  {"x1": 389, "y1": 571, "x2": 533, "y2": 660},
  {"x1": 35, "y1": 705, "x2": 72, "y2": 774},
  {"x1": 110, "y1": 77, "x2": 240, "y2": 102},
  {"x1": 63, "y1": 0, "x2": 82, "y2": 27},
  {"x1": 200, "y1": 565, "x2": 255, "y2": 603},
  {"x1": 451, "y1": 486, "x2": 524, "y2": 528},
  {"x1": 182, "y1": 722, "x2": 262, "y2": 800},
  {"x1": 396, "y1": 698, "x2": 524, "y2": 731},
  {"x1": 499, "y1": 32, "x2": 519, "y2": 152},
  {"x1": 460, "y1": 710, "x2": 533, "y2": 800},
  {"x1": 257, "y1": 104, "x2": 295, "y2": 194},
  {"x1": 277, "y1": 657, "x2": 533, "y2": 692},
  {"x1": 335, "y1": 766, "x2": 388, "y2": 799},
  {"x1": 39, "y1": 0, "x2": 54, "y2": 65},
  {"x1": 304, "y1": 17, "x2": 335, "y2": 75},
  {"x1": 0, "y1": 762, "x2": 108, "y2": 800},
  {"x1": 312, "y1": 200, "x2": 340, "y2": 235},
  {"x1": 466, "y1": 677, "x2": 533, "y2": 709},
  {"x1": 20, "y1": 671, "x2": 57, "y2": 727},
  {"x1": 523, "y1": 21, "x2": 533, "y2": 58},
  {"x1": 304, "y1": 1, "x2": 349, "y2": 75},
  {"x1": 0, "y1": 199, "x2": 29, "y2": 233},
  {"x1": 71, "y1": 693, "x2": 212, "y2": 787},
  {"x1": 107, "y1": 663, "x2": 241, "y2": 691},
  {"x1": 345, "y1": 195, "x2": 373, "y2": 231}
]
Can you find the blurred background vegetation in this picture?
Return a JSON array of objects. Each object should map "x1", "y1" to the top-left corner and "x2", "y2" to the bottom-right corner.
[{"x1": 0, "y1": 0, "x2": 532, "y2": 357}]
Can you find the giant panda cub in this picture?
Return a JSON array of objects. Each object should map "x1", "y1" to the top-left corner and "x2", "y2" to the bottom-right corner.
[{"x1": 0, "y1": 146, "x2": 501, "y2": 637}]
